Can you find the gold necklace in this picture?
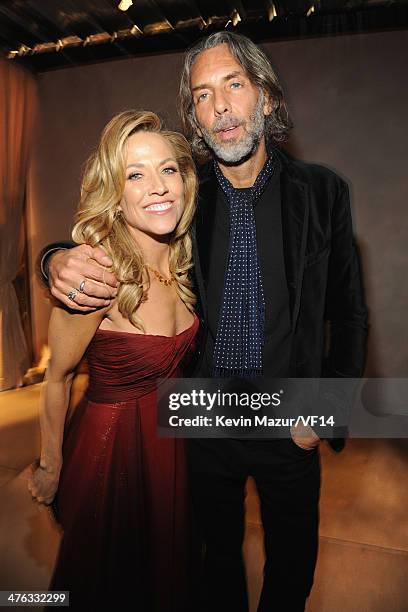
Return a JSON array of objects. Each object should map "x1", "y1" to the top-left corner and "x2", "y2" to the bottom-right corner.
[{"x1": 146, "y1": 265, "x2": 174, "y2": 287}]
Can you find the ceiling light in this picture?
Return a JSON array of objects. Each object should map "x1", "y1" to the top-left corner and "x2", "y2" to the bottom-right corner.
[
  {"x1": 118, "y1": 0, "x2": 133, "y2": 11},
  {"x1": 231, "y1": 10, "x2": 241, "y2": 27},
  {"x1": 268, "y1": 3, "x2": 277, "y2": 21}
]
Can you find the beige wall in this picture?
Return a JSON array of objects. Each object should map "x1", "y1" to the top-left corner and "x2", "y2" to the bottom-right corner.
[{"x1": 27, "y1": 30, "x2": 408, "y2": 375}]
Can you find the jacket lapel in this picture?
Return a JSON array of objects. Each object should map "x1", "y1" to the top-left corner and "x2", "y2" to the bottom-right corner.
[{"x1": 279, "y1": 157, "x2": 309, "y2": 331}]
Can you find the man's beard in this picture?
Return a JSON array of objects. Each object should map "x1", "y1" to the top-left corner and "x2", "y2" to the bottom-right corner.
[{"x1": 198, "y1": 93, "x2": 266, "y2": 164}]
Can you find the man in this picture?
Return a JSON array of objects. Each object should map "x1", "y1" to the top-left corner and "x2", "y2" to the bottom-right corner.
[{"x1": 40, "y1": 32, "x2": 368, "y2": 612}]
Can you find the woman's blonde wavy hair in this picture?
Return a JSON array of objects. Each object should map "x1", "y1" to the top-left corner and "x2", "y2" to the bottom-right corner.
[{"x1": 72, "y1": 110, "x2": 197, "y2": 331}]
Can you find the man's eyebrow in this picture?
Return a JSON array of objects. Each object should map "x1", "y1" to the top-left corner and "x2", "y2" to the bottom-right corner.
[{"x1": 191, "y1": 70, "x2": 245, "y2": 92}]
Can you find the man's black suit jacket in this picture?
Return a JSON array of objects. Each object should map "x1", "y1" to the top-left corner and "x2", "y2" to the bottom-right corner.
[
  {"x1": 193, "y1": 147, "x2": 368, "y2": 378},
  {"x1": 191, "y1": 149, "x2": 368, "y2": 448}
]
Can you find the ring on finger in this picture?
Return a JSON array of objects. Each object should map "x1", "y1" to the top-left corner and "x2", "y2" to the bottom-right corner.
[
  {"x1": 67, "y1": 289, "x2": 78, "y2": 302},
  {"x1": 78, "y1": 279, "x2": 86, "y2": 293}
]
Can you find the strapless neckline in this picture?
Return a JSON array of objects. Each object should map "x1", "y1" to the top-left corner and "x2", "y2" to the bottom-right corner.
[
  {"x1": 86, "y1": 312, "x2": 199, "y2": 404},
  {"x1": 95, "y1": 313, "x2": 198, "y2": 340}
]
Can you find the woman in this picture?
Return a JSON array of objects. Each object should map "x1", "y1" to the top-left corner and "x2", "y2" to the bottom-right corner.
[{"x1": 28, "y1": 110, "x2": 199, "y2": 610}]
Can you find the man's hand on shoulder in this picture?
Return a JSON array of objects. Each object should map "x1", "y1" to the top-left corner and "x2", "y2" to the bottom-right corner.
[{"x1": 48, "y1": 244, "x2": 119, "y2": 312}]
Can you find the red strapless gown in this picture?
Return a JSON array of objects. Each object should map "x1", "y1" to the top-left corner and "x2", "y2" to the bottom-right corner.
[{"x1": 49, "y1": 315, "x2": 199, "y2": 611}]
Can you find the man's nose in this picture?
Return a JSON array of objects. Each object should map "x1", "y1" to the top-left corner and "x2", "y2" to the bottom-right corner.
[{"x1": 213, "y1": 89, "x2": 231, "y2": 116}]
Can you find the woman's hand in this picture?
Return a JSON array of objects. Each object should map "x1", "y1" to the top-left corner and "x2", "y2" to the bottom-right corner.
[{"x1": 28, "y1": 462, "x2": 61, "y2": 505}]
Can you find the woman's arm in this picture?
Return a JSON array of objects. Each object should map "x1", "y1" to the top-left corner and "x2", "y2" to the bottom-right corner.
[{"x1": 28, "y1": 305, "x2": 109, "y2": 504}]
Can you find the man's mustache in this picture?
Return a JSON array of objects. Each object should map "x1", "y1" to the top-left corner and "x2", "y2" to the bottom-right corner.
[{"x1": 213, "y1": 116, "x2": 244, "y2": 133}]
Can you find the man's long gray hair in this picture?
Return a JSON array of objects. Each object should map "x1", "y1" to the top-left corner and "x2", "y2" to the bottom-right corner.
[{"x1": 179, "y1": 31, "x2": 293, "y2": 162}]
